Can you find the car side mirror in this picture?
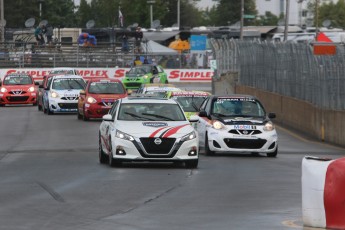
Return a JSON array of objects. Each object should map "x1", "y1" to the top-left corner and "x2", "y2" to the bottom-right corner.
[
  {"x1": 152, "y1": 69, "x2": 158, "y2": 74},
  {"x1": 0, "y1": 82, "x2": 2, "y2": 86},
  {"x1": 39, "y1": 85, "x2": 44, "y2": 88},
  {"x1": 198, "y1": 110, "x2": 208, "y2": 117},
  {"x1": 268, "y1": 113, "x2": 276, "y2": 119},
  {"x1": 80, "y1": 90, "x2": 86, "y2": 95},
  {"x1": 102, "y1": 114, "x2": 113, "y2": 121},
  {"x1": 125, "y1": 71, "x2": 129, "y2": 74},
  {"x1": 34, "y1": 81, "x2": 40, "y2": 85},
  {"x1": 189, "y1": 115, "x2": 199, "y2": 122}
]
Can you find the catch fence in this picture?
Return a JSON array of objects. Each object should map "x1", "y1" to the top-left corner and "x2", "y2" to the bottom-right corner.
[{"x1": 209, "y1": 39, "x2": 345, "y2": 110}]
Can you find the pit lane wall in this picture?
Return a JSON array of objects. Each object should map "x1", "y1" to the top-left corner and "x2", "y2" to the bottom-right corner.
[
  {"x1": 235, "y1": 84, "x2": 345, "y2": 146},
  {"x1": 0, "y1": 68, "x2": 213, "y2": 82}
]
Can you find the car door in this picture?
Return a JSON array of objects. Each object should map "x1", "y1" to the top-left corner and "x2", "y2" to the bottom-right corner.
[{"x1": 196, "y1": 97, "x2": 212, "y2": 147}]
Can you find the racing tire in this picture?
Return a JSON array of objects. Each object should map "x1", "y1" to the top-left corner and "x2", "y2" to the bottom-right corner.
[
  {"x1": 43, "y1": 104, "x2": 47, "y2": 114},
  {"x1": 185, "y1": 159, "x2": 198, "y2": 169},
  {"x1": 165, "y1": 80, "x2": 169, "y2": 84},
  {"x1": 108, "y1": 140, "x2": 122, "y2": 167},
  {"x1": 47, "y1": 104, "x2": 53, "y2": 115},
  {"x1": 77, "y1": 109, "x2": 82, "y2": 120},
  {"x1": 33, "y1": 102, "x2": 37, "y2": 106},
  {"x1": 205, "y1": 134, "x2": 215, "y2": 156},
  {"x1": 267, "y1": 147, "x2": 278, "y2": 158},
  {"x1": 38, "y1": 103, "x2": 42, "y2": 111},
  {"x1": 0, "y1": 104, "x2": 4, "y2": 107},
  {"x1": 98, "y1": 134, "x2": 108, "y2": 164},
  {"x1": 83, "y1": 107, "x2": 89, "y2": 121}
]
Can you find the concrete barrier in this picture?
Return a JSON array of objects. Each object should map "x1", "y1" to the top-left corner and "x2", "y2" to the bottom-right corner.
[{"x1": 302, "y1": 156, "x2": 345, "y2": 229}]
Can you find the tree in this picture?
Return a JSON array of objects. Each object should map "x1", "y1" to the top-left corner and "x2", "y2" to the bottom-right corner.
[
  {"x1": 214, "y1": 0, "x2": 257, "y2": 26},
  {"x1": 4, "y1": 0, "x2": 39, "y2": 28}
]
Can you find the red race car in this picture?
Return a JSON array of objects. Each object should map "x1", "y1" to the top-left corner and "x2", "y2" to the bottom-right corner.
[
  {"x1": 77, "y1": 78, "x2": 127, "y2": 121},
  {"x1": 0, "y1": 73, "x2": 38, "y2": 106}
]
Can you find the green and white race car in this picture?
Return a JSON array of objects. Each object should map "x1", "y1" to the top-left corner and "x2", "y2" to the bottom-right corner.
[{"x1": 122, "y1": 64, "x2": 168, "y2": 90}]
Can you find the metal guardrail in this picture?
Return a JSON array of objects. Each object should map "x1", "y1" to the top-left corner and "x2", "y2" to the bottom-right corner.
[
  {"x1": 209, "y1": 39, "x2": 345, "y2": 110},
  {"x1": 0, "y1": 41, "x2": 210, "y2": 69}
]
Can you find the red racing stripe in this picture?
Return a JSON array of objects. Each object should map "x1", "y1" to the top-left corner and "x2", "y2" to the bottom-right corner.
[
  {"x1": 324, "y1": 157, "x2": 345, "y2": 229},
  {"x1": 149, "y1": 127, "x2": 169, "y2": 138},
  {"x1": 163, "y1": 124, "x2": 189, "y2": 138}
]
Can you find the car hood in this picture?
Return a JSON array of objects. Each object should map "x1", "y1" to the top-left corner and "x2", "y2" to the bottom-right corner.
[
  {"x1": 126, "y1": 73, "x2": 151, "y2": 78},
  {"x1": 116, "y1": 121, "x2": 194, "y2": 138},
  {"x1": 2, "y1": 84, "x2": 34, "y2": 91},
  {"x1": 54, "y1": 89, "x2": 81, "y2": 97},
  {"x1": 90, "y1": 94, "x2": 126, "y2": 101},
  {"x1": 212, "y1": 116, "x2": 269, "y2": 125}
]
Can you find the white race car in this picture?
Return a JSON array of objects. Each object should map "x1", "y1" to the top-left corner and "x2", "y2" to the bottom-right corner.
[
  {"x1": 42, "y1": 75, "x2": 86, "y2": 114},
  {"x1": 99, "y1": 96, "x2": 199, "y2": 168},
  {"x1": 196, "y1": 95, "x2": 278, "y2": 157}
]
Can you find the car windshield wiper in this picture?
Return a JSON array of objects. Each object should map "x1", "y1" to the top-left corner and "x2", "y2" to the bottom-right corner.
[
  {"x1": 124, "y1": 112, "x2": 153, "y2": 121},
  {"x1": 142, "y1": 113, "x2": 174, "y2": 121}
]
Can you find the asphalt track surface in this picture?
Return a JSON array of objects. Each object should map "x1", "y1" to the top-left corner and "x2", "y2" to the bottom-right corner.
[{"x1": 0, "y1": 101, "x2": 344, "y2": 230}]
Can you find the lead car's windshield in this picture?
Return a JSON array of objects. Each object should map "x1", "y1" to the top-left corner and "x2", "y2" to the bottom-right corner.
[
  {"x1": 211, "y1": 98, "x2": 266, "y2": 117},
  {"x1": 52, "y1": 78, "x2": 85, "y2": 90},
  {"x1": 118, "y1": 103, "x2": 186, "y2": 121}
]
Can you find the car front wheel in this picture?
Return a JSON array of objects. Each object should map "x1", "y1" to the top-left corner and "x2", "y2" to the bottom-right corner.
[
  {"x1": 267, "y1": 147, "x2": 278, "y2": 158},
  {"x1": 108, "y1": 139, "x2": 122, "y2": 167},
  {"x1": 99, "y1": 134, "x2": 108, "y2": 164},
  {"x1": 205, "y1": 134, "x2": 215, "y2": 156}
]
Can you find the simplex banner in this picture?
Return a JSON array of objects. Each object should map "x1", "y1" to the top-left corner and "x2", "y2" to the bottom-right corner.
[{"x1": 0, "y1": 68, "x2": 213, "y2": 82}]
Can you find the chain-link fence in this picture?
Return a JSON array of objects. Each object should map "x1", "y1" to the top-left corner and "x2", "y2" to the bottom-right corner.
[{"x1": 209, "y1": 39, "x2": 345, "y2": 110}]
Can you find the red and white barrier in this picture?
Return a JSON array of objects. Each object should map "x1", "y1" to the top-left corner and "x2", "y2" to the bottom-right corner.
[
  {"x1": 0, "y1": 68, "x2": 213, "y2": 82},
  {"x1": 302, "y1": 156, "x2": 345, "y2": 229}
]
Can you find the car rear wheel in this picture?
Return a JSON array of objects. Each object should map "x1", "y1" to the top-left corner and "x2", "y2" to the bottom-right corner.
[
  {"x1": 205, "y1": 134, "x2": 215, "y2": 156},
  {"x1": 77, "y1": 109, "x2": 82, "y2": 120},
  {"x1": 267, "y1": 147, "x2": 278, "y2": 158},
  {"x1": 47, "y1": 104, "x2": 53, "y2": 115},
  {"x1": 185, "y1": 159, "x2": 198, "y2": 169},
  {"x1": 99, "y1": 134, "x2": 108, "y2": 164},
  {"x1": 38, "y1": 103, "x2": 42, "y2": 111}
]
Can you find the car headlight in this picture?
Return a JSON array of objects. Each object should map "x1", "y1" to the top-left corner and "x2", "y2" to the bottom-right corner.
[
  {"x1": 181, "y1": 131, "x2": 197, "y2": 142},
  {"x1": 51, "y1": 91, "x2": 60, "y2": 98},
  {"x1": 143, "y1": 75, "x2": 149, "y2": 79},
  {"x1": 116, "y1": 130, "x2": 134, "y2": 141},
  {"x1": 0, "y1": 87, "x2": 7, "y2": 93},
  {"x1": 212, "y1": 120, "x2": 225, "y2": 130},
  {"x1": 263, "y1": 121, "x2": 275, "y2": 131},
  {"x1": 28, "y1": 86, "x2": 35, "y2": 92},
  {"x1": 87, "y1": 96, "x2": 97, "y2": 104}
]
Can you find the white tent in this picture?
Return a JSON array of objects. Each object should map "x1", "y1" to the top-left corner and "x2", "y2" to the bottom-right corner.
[{"x1": 141, "y1": 40, "x2": 178, "y2": 54}]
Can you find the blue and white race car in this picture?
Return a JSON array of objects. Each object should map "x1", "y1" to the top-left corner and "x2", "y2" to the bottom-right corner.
[
  {"x1": 99, "y1": 96, "x2": 199, "y2": 168},
  {"x1": 42, "y1": 75, "x2": 86, "y2": 114}
]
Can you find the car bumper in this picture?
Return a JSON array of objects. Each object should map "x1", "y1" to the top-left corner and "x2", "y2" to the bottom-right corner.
[
  {"x1": 207, "y1": 129, "x2": 278, "y2": 153},
  {"x1": 84, "y1": 103, "x2": 112, "y2": 118},
  {"x1": 0, "y1": 93, "x2": 37, "y2": 105},
  {"x1": 49, "y1": 98, "x2": 78, "y2": 113},
  {"x1": 111, "y1": 137, "x2": 199, "y2": 161}
]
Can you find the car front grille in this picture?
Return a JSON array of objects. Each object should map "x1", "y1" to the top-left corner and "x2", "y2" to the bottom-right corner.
[
  {"x1": 10, "y1": 91, "x2": 26, "y2": 95},
  {"x1": 125, "y1": 83, "x2": 142, "y2": 88},
  {"x1": 58, "y1": 103, "x2": 78, "y2": 109},
  {"x1": 223, "y1": 138, "x2": 267, "y2": 149},
  {"x1": 7, "y1": 96, "x2": 29, "y2": 102},
  {"x1": 228, "y1": 130, "x2": 262, "y2": 135},
  {"x1": 140, "y1": 138, "x2": 176, "y2": 154},
  {"x1": 61, "y1": 96, "x2": 79, "y2": 100}
]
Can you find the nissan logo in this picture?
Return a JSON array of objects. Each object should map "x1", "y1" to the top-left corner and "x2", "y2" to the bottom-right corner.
[{"x1": 154, "y1": 138, "x2": 162, "y2": 145}]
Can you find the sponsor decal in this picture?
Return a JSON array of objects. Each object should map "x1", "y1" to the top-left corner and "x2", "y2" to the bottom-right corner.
[
  {"x1": 168, "y1": 70, "x2": 213, "y2": 81},
  {"x1": 234, "y1": 125, "x2": 256, "y2": 130},
  {"x1": 143, "y1": 122, "x2": 168, "y2": 128},
  {"x1": 78, "y1": 70, "x2": 109, "y2": 78},
  {"x1": 162, "y1": 124, "x2": 189, "y2": 138}
]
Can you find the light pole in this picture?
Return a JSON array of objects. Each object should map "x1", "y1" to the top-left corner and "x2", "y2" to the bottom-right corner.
[
  {"x1": 283, "y1": 0, "x2": 290, "y2": 41},
  {"x1": 177, "y1": 0, "x2": 180, "y2": 30},
  {"x1": 147, "y1": 0, "x2": 155, "y2": 29},
  {"x1": 38, "y1": 0, "x2": 44, "y2": 20},
  {"x1": 0, "y1": 0, "x2": 4, "y2": 42},
  {"x1": 240, "y1": 0, "x2": 244, "y2": 40}
]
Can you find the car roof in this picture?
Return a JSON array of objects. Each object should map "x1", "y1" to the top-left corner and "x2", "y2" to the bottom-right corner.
[
  {"x1": 142, "y1": 83, "x2": 175, "y2": 88},
  {"x1": 211, "y1": 94, "x2": 258, "y2": 100},
  {"x1": 121, "y1": 96, "x2": 177, "y2": 104},
  {"x1": 51, "y1": 74, "x2": 84, "y2": 79},
  {"x1": 170, "y1": 90, "x2": 210, "y2": 96},
  {"x1": 5, "y1": 73, "x2": 31, "y2": 77},
  {"x1": 87, "y1": 78, "x2": 122, "y2": 83}
]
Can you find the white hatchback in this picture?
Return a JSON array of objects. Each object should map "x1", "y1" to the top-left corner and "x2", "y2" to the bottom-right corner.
[
  {"x1": 43, "y1": 75, "x2": 86, "y2": 114},
  {"x1": 99, "y1": 96, "x2": 199, "y2": 168}
]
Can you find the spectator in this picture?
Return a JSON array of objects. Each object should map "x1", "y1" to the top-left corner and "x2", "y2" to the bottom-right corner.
[
  {"x1": 45, "y1": 24, "x2": 53, "y2": 45},
  {"x1": 121, "y1": 34, "x2": 129, "y2": 52},
  {"x1": 134, "y1": 56, "x2": 142, "y2": 66},
  {"x1": 134, "y1": 27, "x2": 143, "y2": 53},
  {"x1": 34, "y1": 25, "x2": 45, "y2": 45}
]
